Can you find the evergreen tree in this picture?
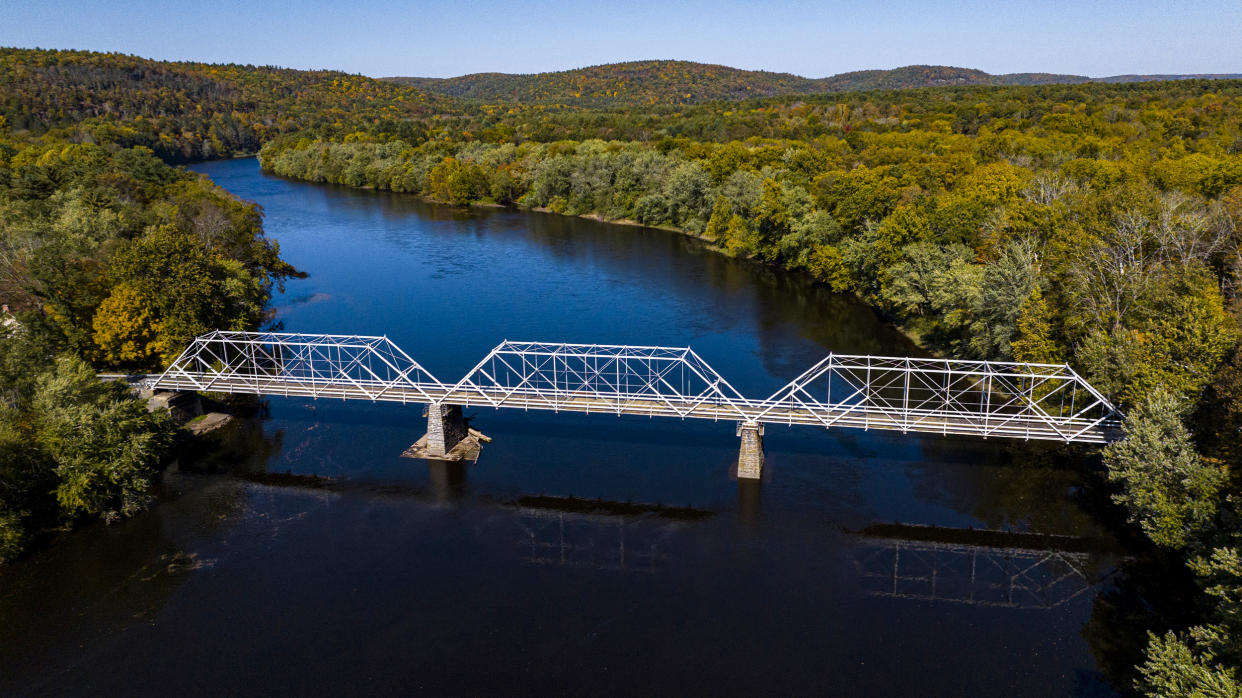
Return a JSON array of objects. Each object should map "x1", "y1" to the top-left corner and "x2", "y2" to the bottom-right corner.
[
  {"x1": 1103, "y1": 389, "x2": 1225, "y2": 549},
  {"x1": 1010, "y1": 287, "x2": 1062, "y2": 364},
  {"x1": 703, "y1": 195, "x2": 731, "y2": 241}
]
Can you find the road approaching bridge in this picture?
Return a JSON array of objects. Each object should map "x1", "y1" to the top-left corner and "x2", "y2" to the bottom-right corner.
[{"x1": 149, "y1": 331, "x2": 1123, "y2": 478}]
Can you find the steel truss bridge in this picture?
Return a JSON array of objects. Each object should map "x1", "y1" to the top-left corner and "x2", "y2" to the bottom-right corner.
[{"x1": 152, "y1": 331, "x2": 1122, "y2": 447}]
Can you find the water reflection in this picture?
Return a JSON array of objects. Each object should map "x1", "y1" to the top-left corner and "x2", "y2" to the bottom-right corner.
[
  {"x1": 854, "y1": 523, "x2": 1119, "y2": 610},
  {"x1": 225, "y1": 468, "x2": 1123, "y2": 608},
  {"x1": 512, "y1": 499, "x2": 699, "y2": 574},
  {"x1": 428, "y1": 459, "x2": 467, "y2": 501}
]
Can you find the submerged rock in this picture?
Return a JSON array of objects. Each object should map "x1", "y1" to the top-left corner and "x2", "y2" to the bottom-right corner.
[{"x1": 186, "y1": 412, "x2": 235, "y2": 436}]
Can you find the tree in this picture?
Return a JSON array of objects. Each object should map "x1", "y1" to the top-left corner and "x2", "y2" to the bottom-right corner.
[
  {"x1": 753, "y1": 178, "x2": 792, "y2": 260},
  {"x1": 662, "y1": 161, "x2": 712, "y2": 229},
  {"x1": 427, "y1": 157, "x2": 487, "y2": 204},
  {"x1": 1079, "y1": 270, "x2": 1236, "y2": 405},
  {"x1": 0, "y1": 508, "x2": 23, "y2": 564},
  {"x1": 32, "y1": 356, "x2": 174, "y2": 522},
  {"x1": 92, "y1": 282, "x2": 164, "y2": 365},
  {"x1": 970, "y1": 239, "x2": 1040, "y2": 359},
  {"x1": 108, "y1": 225, "x2": 226, "y2": 363},
  {"x1": 1010, "y1": 286, "x2": 1063, "y2": 364},
  {"x1": 881, "y1": 242, "x2": 982, "y2": 344},
  {"x1": 1103, "y1": 389, "x2": 1226, "y2": 549},
  {"x1": 24, "y1": 241, "x2": 109, "y2": 354},
  {"x1": 723, "y1": 214, "x2": 756, "y2": 257},
  {"x1": 0, "y1": 416, "x2": 51, "y2": 564},
  {"x1": 1138, "y1": 631, "x2": 1240, "y2": 697},
  {"x1": 703, "y1": 195, "x2": 731, "y2": 241}
]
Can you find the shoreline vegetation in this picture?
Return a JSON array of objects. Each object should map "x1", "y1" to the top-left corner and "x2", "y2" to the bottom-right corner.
[{"x1": 2, "y1": 46, "x2": 1241, "y2": 694}]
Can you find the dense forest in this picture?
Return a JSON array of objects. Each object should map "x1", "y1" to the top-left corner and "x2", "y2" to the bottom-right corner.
[
  {"x1": 0, "y1": 56, "x2": 296, "y2": 568},
  {"x1": 3, "y1": 47, "x2": 1242, "y2": 694},
  {"x1": 387, "y1": 59, "x2": 1242, "y2": 108},
  {"x1": 0, "y1": 47, "x2": 463, "y2": 162}
]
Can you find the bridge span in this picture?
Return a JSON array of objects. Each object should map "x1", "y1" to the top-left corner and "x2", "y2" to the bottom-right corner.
[{"x1": 148, "y1": 331, "x2": 1123, "y2": 478}]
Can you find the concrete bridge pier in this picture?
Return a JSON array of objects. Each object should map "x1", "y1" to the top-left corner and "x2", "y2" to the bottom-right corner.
[
  {"x1": 737, "y1": 422, "x2": 764, "y2": 480},
  {"x1": 426, "y1": 403, "x2": 468, "y2": 457}
]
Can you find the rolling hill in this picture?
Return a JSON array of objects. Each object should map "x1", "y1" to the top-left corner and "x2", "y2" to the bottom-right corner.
[
  {"x1": 385, "y1": 60, "x2": 1242, "y2": 106},
  {"x1": 0, "y1": 47, "x2": 465, "y2": 160}
]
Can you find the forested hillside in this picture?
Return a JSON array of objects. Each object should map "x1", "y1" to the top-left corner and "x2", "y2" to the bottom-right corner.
[
  {"x1": 0, "y1": 47, "x2": 464, "y2": 161},
  {"x1": 387, "y1": 59, "x2": 1242, "y2": 107},
  {"x1": 387, "y1": 60, "x2": 824, "y2": 106}
]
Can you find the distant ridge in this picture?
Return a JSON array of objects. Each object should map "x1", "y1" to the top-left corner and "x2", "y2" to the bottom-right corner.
[{"x1": 384, "y1": 60, "x2": 1242, "y2": 106}]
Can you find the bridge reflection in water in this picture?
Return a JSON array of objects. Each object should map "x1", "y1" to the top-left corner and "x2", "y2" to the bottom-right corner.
[
  {"x1": 853, "y1": 523, "x2": 1118, "y2": 610},
  {"x1": 501, "y1": 492, "x2": 1117, "y2": 607},
  {"x1": 236, "y1": 467, "x2": 1117, "y2": 607},
  {"x1": 513, "y1": 497, "x2": 708, "y2": 574}
]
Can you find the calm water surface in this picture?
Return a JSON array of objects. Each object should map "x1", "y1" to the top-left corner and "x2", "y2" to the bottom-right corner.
[{"x1": 0, "y1": 159, "x2": 1128, "y2": 696}]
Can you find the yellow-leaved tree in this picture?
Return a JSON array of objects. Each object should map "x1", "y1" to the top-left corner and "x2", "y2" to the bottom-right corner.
[{"x1": 92, "y1": 283, "x2": 164, "y2": 366}]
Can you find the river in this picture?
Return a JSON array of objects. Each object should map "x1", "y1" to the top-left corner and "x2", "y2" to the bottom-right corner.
[{"x1": 0, "y1": 158, "x2": 1130, "y2": 696}]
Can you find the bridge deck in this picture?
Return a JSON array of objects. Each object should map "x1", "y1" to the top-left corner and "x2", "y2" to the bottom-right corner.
[{"x1": 152, "y1": 375, "x2": 1120, "y2": 444}]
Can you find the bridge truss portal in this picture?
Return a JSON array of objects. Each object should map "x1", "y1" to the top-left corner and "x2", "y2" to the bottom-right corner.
[{"x1": 154, "y1": 331, "x2": 1123, "y2": 444}]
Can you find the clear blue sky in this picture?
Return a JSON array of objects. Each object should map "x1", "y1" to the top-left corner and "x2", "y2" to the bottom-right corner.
[{"x1": 2, "y1": 0, "x2": 1239, "y2": 78}]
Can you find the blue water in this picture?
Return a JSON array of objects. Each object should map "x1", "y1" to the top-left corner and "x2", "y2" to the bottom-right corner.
[{"x1": 0, "y1": 159, "x2": 1124, "y2": 696}]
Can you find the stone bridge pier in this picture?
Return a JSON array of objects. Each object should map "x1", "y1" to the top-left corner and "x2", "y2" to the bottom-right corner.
[
  {"x1": 737, "y1": 422, "x2": 764, "y2": 480},
  {"x1": 426, "y1": 403, "x2": 468, "y2": 457},
  {"x1": 401, "y1": 402, "x2": 489, "y2": 463}
]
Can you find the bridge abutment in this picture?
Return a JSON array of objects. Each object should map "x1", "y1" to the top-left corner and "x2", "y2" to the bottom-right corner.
[
  {"x1": 145, "y1": 390, "x2": 203, "y2": 422},
  {"x1": 737, "y1": 422, "x2": 764, "y2": 480},
  {"x1": 427, "y1": 403, "x2": 468, "y2": 457}
]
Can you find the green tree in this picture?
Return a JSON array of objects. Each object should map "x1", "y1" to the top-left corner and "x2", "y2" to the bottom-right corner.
[
  {"x1": 753, "y1": 178, "x2": 792, "y2": 260},
  {"x1": 1138, "y1": 631, "x2": 1241, "y2": 697},
  {"x1": 1079, "y1": 271, "x2": 1236, "y2": 405},
  {"x1": 723, "y1": 214, "x2": 756, "y2": 257},
  {"x1": 108, "y1": 225, "x2": 227, "y2": 363},
  {"x1": 703, "y1": 195, "x2": 731, "y2": 241},
  {"x1": 969, "y1": 240, "x2": 1040, "y2": 359},
  {"x1": 0, "y1": 416, "x2": 51, "y2": 564},
  {"x1": 32, "y1": 356, "x2": 175, "y2": 522},
  {"x1": 1103, "y1": 389, "x2": 1226, "y2": 549},
  {"x1": 1010, "y1": 286, "x2": 1063, "y2": 364}
]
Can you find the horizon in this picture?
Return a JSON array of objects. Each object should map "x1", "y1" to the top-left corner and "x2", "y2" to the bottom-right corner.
[
  {"x1": 4, "y1": 47, "x2": 1240, "y2": 83},
  {"x1": 1, "y1": 0, "x2": 1239, "y2": 79}
]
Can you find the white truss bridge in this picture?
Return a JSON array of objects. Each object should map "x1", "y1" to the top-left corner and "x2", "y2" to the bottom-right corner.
[{"x1": 148, "y1": 331, "x2": 1123, "y2": 444}]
